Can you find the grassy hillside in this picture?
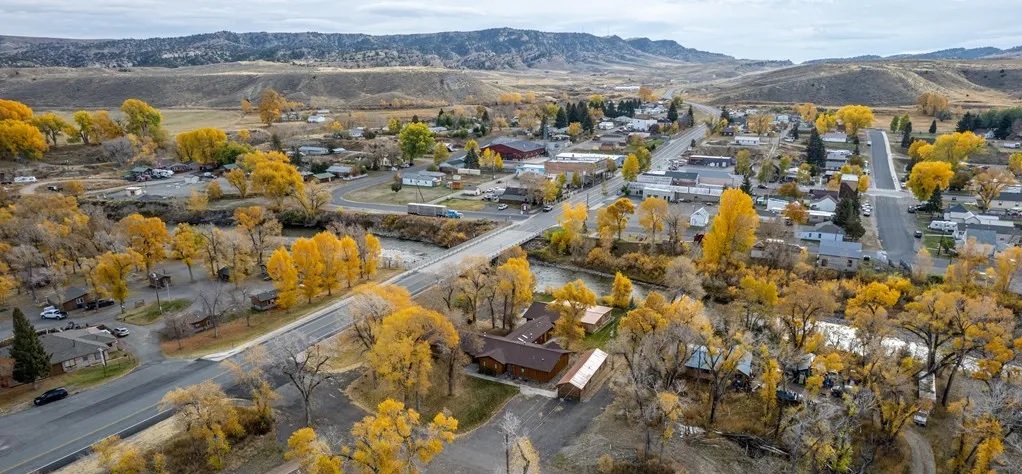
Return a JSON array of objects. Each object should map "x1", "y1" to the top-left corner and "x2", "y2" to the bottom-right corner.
[
  {"x1": 0, "y1": 62, "x2": 506, "y2": 109},
  {"x1": 703, "y1": 60, "x2": 1022, "y2": 107}
]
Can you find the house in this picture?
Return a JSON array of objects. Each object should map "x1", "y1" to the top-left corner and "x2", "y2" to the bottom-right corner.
[
  {"x1": 51, "y1": 286, "x2": 92, "y2": 312},
  {"x1": 313, "y1": 172, "x2": 336, "y2": 183},
  {"x1": 958, "y1": 229, "x2": 999, "y2": 255},
  {"x1": 326, "y1": 165, "x2": 354, "y2": 177},
  {"x1": 808, "y1": 189, "x2": 840, "y2": 201},
  {"x1": 721, "y1": 126, "x2": 736, "y2": 136},
  {"x1": 307, "y1": 115, "x2": 327, "y2": 123},
  {"x1": 751, "y1": 239, "x2": 806, "y2": 261},
  {"x1": 402, "y1": 171, "x2": 443, "y2": 188},
  {"x1": 683, "y1": 345, "x2": 754, "y2": 381},
  {"x1": 627, "y1": 118, "x2": 658, "y2": 131},
  {"x1": 557, "y1": 349, "x2": 611, "y2": 401},
  {"x1": 817, "y1": 240, "x2": 863, "y2": 272},
  {"x1": 168, "y1": 162, "x2": 194, "y2": 173},
  {"x1": 987, "y1": 192, "x2": 1022, "y2": 211},
  {"x1": 0, "y1": 329, "x2": 119, "y2": 376},
  {"x1": 439, "y1": 158, "x2": 466, "y2": 173},
  {"x1": 299, "y1": 171, "x2": 315, "y2": 182},
  {"x1": 839, "y1": 174, "x2": 860, "y2": 199},
  {"x1": 690, "y1": 207, "x2": 710, "y2": 228},
  {"x1": 825, "y1": 151, "x2": 851, "y2": 170},
  {"x1": 766, "y1": 198, "x2": 791, "y2": 212},
  {"x1": 148, "y1": 272, "x2": 171, "y2": 289},
  {"x1": 944, "y1": 204, "x2": 974, "y2": 222},
  {"x1": 251, "y1": 289, "x2": 279, "y2": 311},
  {"x1": 596, "y1": 134, "x2": 629, "y2": 149},
  {"x1": 822, "y1": 132, "x2": 848, "y2": 143},
  {"x1": 466, "y1": 334, "x2": 571, "y2": 383},
  {"x1": 808, "y1": 210, "x2": 836, "y2": 224},
  {"x1": 735, "y1": 136, "x2": 761, "y2": 146},
  {"x1": 811, "y1": 195, "x2": 839, "y2": 213},
  {"x1": 481, "y1": 138, "x2": 545, "y2": 160},
  {"x1": 129, "y1": 166, "x2": 152, "y2": 178},
  {"x1": 505, "y1": 316, "x2": 555, "y2": 345},
  {"x1": 687, "y1": 155, "x2": 735, "y2": 168},
  {"x1": 539, "y1": 302, "x2": 615, "y2": 334},
  {"x1": 298, "y1": 146, "x2": 330, "y2": 156},
  {"x1": 499, "y1": 187, "x2": 531, "y2": 204},
  {"x1": 797, "y1": 222, "x2": 846, "y2": 242},
  {"x1": 515, "y1": 163, "x2": 545, "y2": 177},
  {"x1": 598, "y1": 122, "x2": 615, "y2": 130}
]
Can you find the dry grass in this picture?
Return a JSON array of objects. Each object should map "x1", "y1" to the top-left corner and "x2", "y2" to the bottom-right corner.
[
  {"x1": 119, "y1": 298, "x2": 191, "y2": 325},
  {"x1": 53, "y1": 414, "x2": 183, "y2": 474},
  {"x1": 347, "y1": 367, "x2": 518, "y2": 433},
  {"x1": 346, "y1": 183, "x2": 453, "y2": 205},
  {"x1": 440, "y1": 198, "x2": 488, "y2": 211},
  {"x1": 0, "y1": 355, "x2": 139, "y2": 412},
  {"x1": 324, "y1": 328, "x2": 368, "y2": 373}
]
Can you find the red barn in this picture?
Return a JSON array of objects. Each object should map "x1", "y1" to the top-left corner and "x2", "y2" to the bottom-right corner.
[{"x1": 481, "y1": 138, "x2": 545, "y2": 160}]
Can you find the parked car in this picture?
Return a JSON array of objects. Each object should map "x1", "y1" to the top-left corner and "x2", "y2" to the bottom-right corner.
[
  {"x1": 757, "y1": 184, "x2": 768, "y2": 189},
  {"x1": 915, "y1": 230, "x2": 923, "y2": 238},
  {"x1": 34, "y1": 388, "x2": 68, "y2": 406},
  {"x1": 913, "y1": 409, "x2": 931, "y2": 427},
  {"x1": 776, "y1": 389, "x2": 805, "y2": 404},
  {"x1": 46, "y1": 185, "x2": 63, "y2": 192},
  {"x1": 497, "y1": 204, "x2": 509, "y2": 211},
  {"x1": 112, "y1": 327, "x2": 130, "y2": 337},
  {"x1": 40, "y1": 307, "x2": 68, "y2": 320},
  {"x1": 84, "y1": 298, "x2": 115, "y2": 310},
  {"x1": 542, "y1": 205, "x2": 554, "y2": 212},
  {"x1": 862, "y1": 209, "x2": 871, "y2": 217},
  {"x1": 907, "y1": 205, "x2": 917, "y2": 213}
]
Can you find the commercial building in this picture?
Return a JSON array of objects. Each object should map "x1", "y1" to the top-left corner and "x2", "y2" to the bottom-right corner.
[{"x1": 481, "y1": 138, "x2": 546, "y2": 160}]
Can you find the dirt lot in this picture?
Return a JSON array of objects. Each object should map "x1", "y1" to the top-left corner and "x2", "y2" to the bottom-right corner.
[{"x1": 346, "y1": 183, "x2": 453, "y2": 205}]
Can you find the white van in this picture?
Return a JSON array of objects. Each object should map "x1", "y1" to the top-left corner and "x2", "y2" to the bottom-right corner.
[
  {"x1": 928, "y1": 220, "x2": 958, "y2": 232},
  {"x1": 13, "y1": 176, "x2": 36, "y2": 183}
]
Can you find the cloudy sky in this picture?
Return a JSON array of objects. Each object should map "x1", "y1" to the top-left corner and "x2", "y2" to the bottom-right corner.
[{"x1": 2, "y1": 0, "x2": 1020, "y2": 62}]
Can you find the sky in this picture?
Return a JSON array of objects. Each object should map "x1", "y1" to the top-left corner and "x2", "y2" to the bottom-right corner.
[{"x1": 1, "y1": 0, "x2": 1021, "y2": 62}]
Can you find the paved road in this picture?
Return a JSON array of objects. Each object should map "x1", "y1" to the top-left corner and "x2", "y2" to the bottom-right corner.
[
  {"x1": 0, "y1": 126, "x2": 704, "y2": 474},
  {"x1": 867, "y1": 129, "x2": 916, "y2": 264}
]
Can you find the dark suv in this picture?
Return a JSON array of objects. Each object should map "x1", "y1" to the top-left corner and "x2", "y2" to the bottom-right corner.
[
  {"x1": 34, "y1": 388, "x2": 68, "y2": 406},
  {"x1": 85, "y1": 298, "x2": 115, "y2": 310}
]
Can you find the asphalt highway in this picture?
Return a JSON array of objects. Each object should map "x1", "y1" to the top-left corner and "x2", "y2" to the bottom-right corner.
[{"x1": 867, "y1": 129, "x2": 916, "y2": 264}]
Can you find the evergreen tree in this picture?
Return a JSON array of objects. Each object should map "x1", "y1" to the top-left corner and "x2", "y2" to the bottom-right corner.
[
  {"x1": 854, "y1": 143, "x2": 860, "y2": 156},
  {"x1": 437, "y1": 108, "x2": 444, "y2": 123},
  {"x1": 10, "y1": 308, "x2": 51, "y2": 387},
  {"x1": 834, "y1": 197, "x2": 858, "y2": 228},
  {"x1": 481, "y1": 110, "x2": 490, "y2": 124},
  {"x1": 667, "y1": 102, "x2": 679, "y2": 122},
  {"x1": 740, "y1": 175, "x2": 753, "y2": 196},
  {"x1": 555, "y1": 107, "x2": 568, "y2": 128},
  {"x1": 844, "y1": 219, "x2": 865, "y2": 241},
  {"x1": 929, "y1": 119, "x2": 937, "y2": 134},
  {"x1": 720, "y1": 107, "x2": 731, "y2": 122},
  {"x1": 956, "y1": 112, "x2": 973, "y2": 132},
  {"x1": 996, "y1": 115, "x2": 1013, "y2": 139},
  {"x1": 464, "y1": 148, "x2": 479, "y2": 169},
  {"x1": 791, "y1": 126, "x2": 799, "y2": 140},
  {"x1": 582, "y1": 107, "x2": 595, "y2": 132},
  {"x1": 806, "y1": 128, "x2": 826, "y2": 170},
  {"x1": 900, "y1": 121, "x2": 913, "y2": 148},
  {"x1": 927, "y1": 188, "x2": 943, "y2": 213},
  {"x1": 890, "y1": 115, "x2": 901, "y2": 132}
]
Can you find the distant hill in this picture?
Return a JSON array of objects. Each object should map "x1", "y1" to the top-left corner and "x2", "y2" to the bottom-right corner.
[
  {"x1": 807, "y1": 46, "x2": 1022, "y2": 64},
  {"x1": 0, "y1": 29, "x2": 788, "y2": 70},
  {"x1": 704, "y1": 60, "x2": 1022, "y2": 107}
]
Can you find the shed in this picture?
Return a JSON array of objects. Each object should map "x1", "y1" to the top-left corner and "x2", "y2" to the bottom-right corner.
[
  {"x1": 326, "y1": 165, "x2": 353, "y2": 177},
  {"x1": 251, "y1": 289, "x2": 279, "y2": 311},
  {"x1": 735, "y1": 136, "x2": 761, "y2": 146},
  {"x1": 684, "y1": 345, "x2": 754, "y2": 380},
  {"x1": 690, "y1": 207, "x2": 710, "y2": 228},
  {"x1": 53, "y1": 286, "x2": 92, "y2": 312},
  {"x1": 148, "y1": 272, "x2": 172, "y2": 289},
  {"x1": 313, "y1": 172, "x2": 336, "y2": 183},
  {"x1": 557, "y1": 349, "x2": 610, "y2": 401}
]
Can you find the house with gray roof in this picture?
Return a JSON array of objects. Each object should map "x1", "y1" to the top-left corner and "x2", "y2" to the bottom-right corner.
[
  {"x1": 817, "y1": 240, "x2": 863, "y2": 272},
  {"x1": 797, "y1": 222, "x2": 846, "y2": 242},
  {"x1": 988, "y1": 192, "x2": 1022, "y2": 211},
  {"x1": 0, "y1": 329, "x2": 119, "y2": 376}
]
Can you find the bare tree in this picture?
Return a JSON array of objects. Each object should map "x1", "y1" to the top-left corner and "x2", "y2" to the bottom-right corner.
[
  {"x1": 663, "y1": 256, "x2": 705, "y2": 300},
  {"x1": 8, "y1": 245, "x2": 47, "y2": 301},
  {"x1": 196, "y1": 281, "x2": 240, "y2": 338},
  {"x1": 498, "y1": 413, "x2": 540, "y2": 474},
  {"x1": 102, "y1": 137, "x2": 135, "y2": 167},
  {"x1": 278, "y1": 334, "x2": 333, "y2": 427},
  {"x1": 163, "y1": 312, "x2": 193, "y2": 349}
]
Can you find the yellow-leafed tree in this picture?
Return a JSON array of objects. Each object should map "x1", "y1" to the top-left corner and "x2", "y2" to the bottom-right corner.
[
  {"x1": 93, "y1": 250, "x2": 143, "y2": 311},
  {"x1": 120, "y1": 99, "x2": 163, "y2": 139},
  {"x1": 0, "y1": 99, "x2": 33, "y2": 121},
  {"x1": 361, "y1": 233, "x2": 382, "y2": 278},
  {"x1": 171, "y1": 223, "x2": 203, "y2": 282},
  {"x1": 224, "y1": 169, "x2": 249, "y2": 198},
  {"x1": 175, "y1": 127, "x2": 228, "y2": 164},
  {"x1": 312, "y1": 231, "x2": 343, "y2": 296},
  {"x1": 338, "y1": 235, "x2": 361, "y2": 288},
  {"x1": 266, "y1": 246, "x2": 299, "y2": 310},
  {"x1": 835, "y1": 105, "x2": 874, "y2": 136},
  {"x1": 291, "y1": 238, "x2": 324, "y2": 303},
  {"x1": 251, "y1": 160, "x2": 304, "y2": 209},
  {"x1": 349, "y1": 399, "x2": 458, "y2": 473},
  {"x1": 907, "y1": 161, "x2": 953, "y2": 201},
  {"x1": 118, "y1": 214, "x2": 170, "y2": 273},
  {"x1": 597, "y1": 197, "x2": 635, "y2": 243},
  {"x1": 610, "y1": 272, "x2": 633, "y2": 309},
  {"x1": 919, "y1": 131, "x2": 985, "y2": 169},
  {"x1": 367, "y1": 307, "x2": 459, "y2": 405},
  {"x1": 549, "y1": 279, "x2": 596, "y2": 350},
  {"x1": 701, "y1": 188, "x2": 759, "y2": 272},
  {"x1": 0, "y1": 119, "x2": 48, "y2": 160},
  {"x1": 637, "y1": 197, "x2": 669, "y2": 245}
]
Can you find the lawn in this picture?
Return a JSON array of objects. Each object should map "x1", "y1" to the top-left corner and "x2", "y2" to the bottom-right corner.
[
  {"x1": 922, "y1": 234, "x2": 955, "y2": 253},
  {"x1": 348, "y1": 368, "x2": 518, "y2": 433},
  {"x1": 441, "y1": 198, "x2": 488, "y2": 211},
  {"x1": 0, "y1": 355, "x2": 138, "y2": 412},
  {"x1": 346, "y1": 183, "x2": 453, "y2": 205},
  {"x1": 582, "y1": 309, "x2": 624, "y2": 350},
  {"x1": 119, "y1": 298, "x2": 192, "y2": 325}
]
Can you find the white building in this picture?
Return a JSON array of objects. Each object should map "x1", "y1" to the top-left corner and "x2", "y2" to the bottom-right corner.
[
  {"x1": 598, "y1": 122, "x2": 615, "y2": 130},
  {"x1": 735, "y1": 136, "x2": 761, "y2": 146},
  {"x1": 402, "y1": 171, "x2": 443, "y2": 187},
  {"x1": 307, "y1": 115, "x2": 328, "y2": 123},
  {"x1": 822, "y1": 132, "x2": 848, "y2": 143},
  {"x1": 797, "y1": 222, "x2": 846, "y2": 242},
  {"x1": 811, "y1": 196, "x2": 839, "y2": 213},
  {"x1": 690, "y1": 207, "x2": 710, "y2": 228}
]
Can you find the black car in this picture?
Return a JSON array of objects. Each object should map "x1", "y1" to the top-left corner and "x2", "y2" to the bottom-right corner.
[
  {"x1": 84, "y1": 298, "x2": 115, "y2": 310},
  {"x1": 757, "y1": 184, "x2": 768, "y2": 189},
  {"x1": 34, "y1": 388, "x2": 68, "y2": 406},
  {"x1": 907, "y1": 206, "x2": 917, "y2": 213},
  {"x1": 776, "y1": 389, "x2": 805, "y2": 404}
]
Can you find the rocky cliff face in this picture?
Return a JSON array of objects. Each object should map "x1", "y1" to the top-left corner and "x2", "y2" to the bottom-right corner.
[{"x1": 0, "y1": 28, "x2": 769, "y2": 69}]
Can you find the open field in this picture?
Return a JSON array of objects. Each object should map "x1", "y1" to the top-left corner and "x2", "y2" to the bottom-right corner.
[
  {"x1": 119, "y1": 298, "x2": 191, "y2": 325},
  {"x1": 440, "y1": 198, "x2": 488, "y2": 211},
  {"x1": 346, "y1": 183, "x2": 452, "y2": 205},
  {"x1": 0, "y1": 63, "x2": 506, "y2": 110}
]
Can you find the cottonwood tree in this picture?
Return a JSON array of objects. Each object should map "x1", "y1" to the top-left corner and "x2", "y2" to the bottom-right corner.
[
  {"x1": 294, "y1": 182, "x2": 332, "y2": 221},
  {"x1": 349, "y1": 283, "x2": 415, "y2": 353},
  {"x1": 498, "y1": 413, "x2": 541, "y2": 474},
  {"x1": 171, "y1": 223, "x2": 203, "y2": 283},
  {"x1": 367, "y1": 306, "x2": 460, "y2": 404},
  {"x1": 224, "y1": 169, "x2": 249, "y2": 198},
  {"x1": 972, "y1": 168, "x2": 1017, "y2": 212},
  {"x1": 160, "y1": 381, "x2": 245, "y2": 470},
  {"x1": 291, "y1": 237, "x2": 324, "y2": 303},
  {"x1": 279, "y1": 334, "x2": 334, "y2": 427},
  {"x1": 311, "y1": 232, "x2": 343, "y2": 296},
  {"x1": 93, "y1": 250, "x2": 143, "y2": 312},
  {"x1": 251, "y1": 160, "x2": 304, "y2": 210},
  {"x1": 266, "y1": 246, "x2": 299, "y2": 311},
  {"x1": 233, "y1": 206, "x2": 282, "y2": 267},
  {"x1": 163, "y1": 312, "x2": 193, "y2": 350},
  {"x1": 596, "y1": 197, "x2": 635, "y2": 243},
  {"x1": 637, "y1": 197, "x2": 669, "y2": 246},
  {"x1": 549, "y1": 279, "x2": 596, "y2": 350},
  {"x1": 118, "y1": 214, "x2": 169, "y2": 273},
  {"x1": 338, "y1": 235, "x2": 361, "y2": 288},
  {"x1": 175, "y1": 128, "x2": 227, "y2": 164},
  {"x1": 699, "y1": 310, "x2": 751, "y2": 425},
  {"x1": 196, "y1": 281, "x2": 241, "y2": 338},
  {"x1": 700, "y1": 188, "x2": 759, "y2": 273},
  {"x1": 494, "y1": 256, "x2": 535, "y2": 330}
]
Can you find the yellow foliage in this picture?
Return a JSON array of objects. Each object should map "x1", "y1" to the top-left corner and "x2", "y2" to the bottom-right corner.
[
  {"x1": 638, "y1": 197, "x2": 669, "y2": 245},
  {"x1": 921, "y1": 131, "x2": 985, "y2": 168},
  {"x1": 0, "y1": 119, "x2": 48, "y2": 160},
  {"x1": 292, "y1": 237, "x2": 324, "y2": 303},
  {"x1": 349, "y1": 399, "x2": 457, "y2": 474},
  {"x1": 610, "y1": 272, "x2": 633, "y2": 309},
  {"x1": 701, "y1": 189, "x2": 758, "y2": 272},
  {"x1": 907, "y1": 160, "x2": 954, "y2": 201},
  {"x1": 835, "y1": 105, "x2": 875, "y2": 136},
  {"x1": 267, "y1": 246, "x2": 299, "y2": 310},
  {"x1": 251, "y1": 160, "x2": 304, "y2": 209},
  {"x1": 0, "y1": 99, "x2": 33, "y2": 121},
  {"x1": 118, "y1": 213, "x2": 170, "y2": 272},
  {"x1": 175, "y1": 127, "x2": 227, "y2": 163},
  {"x1": 367, "y1": 307, "x2": 459, "y2": 401}
]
